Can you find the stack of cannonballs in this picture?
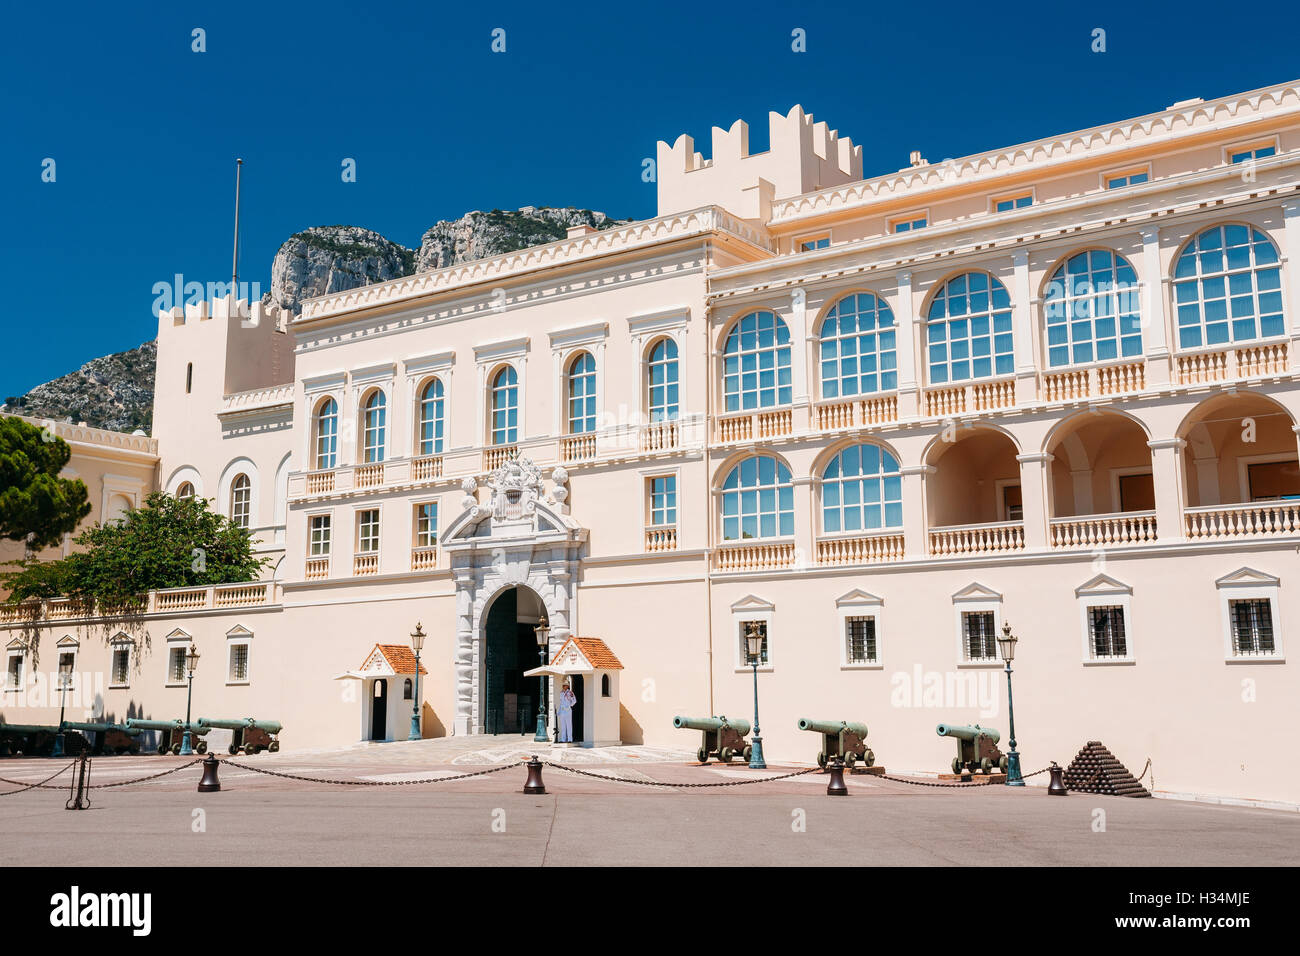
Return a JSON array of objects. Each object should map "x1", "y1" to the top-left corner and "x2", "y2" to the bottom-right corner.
[{"x1": 1062, "y1": 741, "x2": 1151, "y2": 797}]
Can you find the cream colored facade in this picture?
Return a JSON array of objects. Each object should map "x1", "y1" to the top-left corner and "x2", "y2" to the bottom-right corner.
[{"x1": 5, "y1": 81, "x2": 1300, "y2": 805}]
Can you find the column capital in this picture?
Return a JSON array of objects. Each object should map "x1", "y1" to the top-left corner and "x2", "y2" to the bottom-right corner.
[
  {"x1": 1147, "y1": 437, "x2": 1187, "y2": 451},
  {"x1": 1281, "y1": 197, "x2": 1300, "y2": 217},
  {"x1": 897, "y1": 269, "x2": 912, "y2": 285},
  {"x1": 1016, "y1": 452, "x2": 1055, "y2": 464},
  {"x1": 1011, "y1": 250, "x2": 1029, "y2": 268},
  {"x1": 899, "y1": 463, "x2": 936, "y2": 477},
  {"x1": 1139, "y1": 223, "x2": 1161, "y2": 242}
]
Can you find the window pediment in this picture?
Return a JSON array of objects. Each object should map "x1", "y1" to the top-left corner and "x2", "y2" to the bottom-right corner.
[
  {"x1": 1216, "y1": 567, "x2": 1280, "y2": 588},
  {"x1": 952, "y1": 582, "x2": 1002, "y2": 603},
  {"x1": 1075, "y1": 573, "x2": 1132, "y2": 598},
  {"x1": 730, "y1": 594, "x2": 775, "y2": 613}
]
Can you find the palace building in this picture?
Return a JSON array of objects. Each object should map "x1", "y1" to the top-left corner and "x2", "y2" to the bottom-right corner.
[{"x1": 5, "y1": 79, "x2": 1300, "y2": 805}]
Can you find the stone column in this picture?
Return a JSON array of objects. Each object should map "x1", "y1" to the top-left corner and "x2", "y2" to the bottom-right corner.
[
  {"x1": 1140, "y1": 225, "x2": 1171, "y2": 385},
  {"x1": 900, "y1": 464, "x2": 932, "y2": 558},
  {"x1": 1011, "y1": 251, "x2": 1038, "y2": 404},
  {"x1": 894, "y1": 270, "x2": 920, "y2": 417},
  {"x1": 453, "y1": 568, "x2": 475, "y2": 735},
  {"x1": 1281, "y1": 199, "x2": 1300, "y2": 370},
  {"x1": 1016, "y1": 452, "x2": 1054, "y2": 550},
  {"x1": 792, "y1": 475, "x2": 815, "y2": 570},
  {"x1": 1147, "y1": 437, "x2": 1187, "y2": 544}
]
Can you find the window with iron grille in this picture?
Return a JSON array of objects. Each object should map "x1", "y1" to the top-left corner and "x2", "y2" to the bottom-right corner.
[
  {"x1": 1229, "y1": 599, "x2": 1276, "y2": 656},
  {"x1": 962, "y1": 611, "x2": 998, "y2": 661},
  {"x1": 57, "y1": 651, "x2": 75, "y2": 688},
  {"x1": 111, "y1": 647, "x2": 130, "y2": 685},
  {"x1": 229, "y1": 644, "x2": 250, "y2": 683},
  {"x1": 168, "y1": 646, "x2": 187, "y2": 683},
  {"x1": 415, "y1": 502, "x2": 438, "y2": 548},
  {"x1": 6, "y1": 654, "x2": 23, "y2": 689},
  {"x1": 846, "y1": 616, "x2": 878, "y2": 664},
  {"x1": 739, "y1": 621, "x2": 768, "y2": 666},
  {"x1": 357, "y1": 510, "x2": 380, "y2": 554},
  {"x1": 309, "y1": 514, "x2": 331, "y2": 556},
  {"x1": 1087, "y1": 605, "x2": 1128, "y2": 659}
]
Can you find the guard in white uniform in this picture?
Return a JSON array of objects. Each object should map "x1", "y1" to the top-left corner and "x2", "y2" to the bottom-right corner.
[{"x1": 557, "y1": 680, "x2": 577, "y2": 742}]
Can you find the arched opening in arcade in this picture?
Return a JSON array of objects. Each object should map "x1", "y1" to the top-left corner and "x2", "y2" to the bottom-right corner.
[
  {"x1": 482, "y1": 585, "x2": 578, "y2": 739},
  {"x1": 1180, "y1": 392, "x2": 1300, "y2": 509}
]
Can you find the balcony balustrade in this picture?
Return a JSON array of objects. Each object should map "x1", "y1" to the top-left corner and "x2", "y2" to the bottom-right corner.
[
  {"x1": 1184, "y1": 500, "x2": 1300, "y2": 540},
  {"x1": 644, "y1": 526, "x2": 678, "y2": 552},
  {"x1": 815, "y1": 531, "x2": 905, "y2": 566},
  {"x1": 1049, "y1": 511, "x2": 1157, "y2": 549},
  {"x1": 928, "y1": 521, "x2": 1025, "y2": 556},
  {"x1": 410, "y1": 546, "x2": 439, "y2": 571},
  {"x1": 713, "y1": 540, "x2": 796, "y2": 572},
  {"x1": 353, "y1": 553, "x2": 379, "y2": 576}
]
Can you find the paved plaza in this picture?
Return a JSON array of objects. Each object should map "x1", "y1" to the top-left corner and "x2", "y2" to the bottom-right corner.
[{"x1": 1, "y1": 738, "x2": 1297, "y2": 866}]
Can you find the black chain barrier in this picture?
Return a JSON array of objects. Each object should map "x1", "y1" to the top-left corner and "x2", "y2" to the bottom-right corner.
[
  {"x1": 87, "y1": 758, "x2": 205, "y2": 789},
  {"x1": 0, "y1": 760, "x2": 74, "y2": 796},
  {"x1": 874, "y1": 765, "x2": 1052, "y2": 788},
  {"x1": 542, "y1": 760, "x2": 823, "y2": 788},
  {"x1": 221, "y1": 757, "x2": 520, "y2": 786}
]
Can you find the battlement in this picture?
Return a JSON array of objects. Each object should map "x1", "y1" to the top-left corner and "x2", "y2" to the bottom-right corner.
[
  {"x1": 160, "y1": 293, "x2": 292, "y2": 334},
  {"x1": 656, "y1": 105, "x2": 863, "y2": 220}
]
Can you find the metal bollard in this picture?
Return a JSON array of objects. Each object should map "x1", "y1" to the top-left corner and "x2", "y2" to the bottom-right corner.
[
  {"x1": 197, "y1": 755, "x2": 221, "y2": 793},
  {"x1": 826, "y1": 756, "x2": 848, "y2": 796},
  {"x1": 1047, "y1": 761, "x2": 1068, "y2": 796},
  {"x1": 523, "y1": 755, "x2": 546, "y2": 794}
]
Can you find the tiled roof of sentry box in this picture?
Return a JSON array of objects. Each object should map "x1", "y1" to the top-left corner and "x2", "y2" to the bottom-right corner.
[
  {"x1": 375, "y1": 644, "x2": 428, "y2": 675},
  {"x1": 551, "y1": 636, "x2": 623, "y2": 670}
]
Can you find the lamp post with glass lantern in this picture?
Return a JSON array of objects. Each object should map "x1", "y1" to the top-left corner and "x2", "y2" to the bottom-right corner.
[
  {"x1": 51, "y1": 654, "x2": 73, "y2": 758},
  {"x1": 533, "y1": 614, "x2": 551, "y2": 743},
  {"x1": 179, "y1": 643, "x2": 200, "y2": 756},
  {"x1": 996, "y1": 621, "x2": 1024, "y2": 786},
  {"x1": 745, "y1": 622, "x2": 767, "y2": 769},
  {"x1": 408, "y1": 622, "x2": 426, "y2": 741}
]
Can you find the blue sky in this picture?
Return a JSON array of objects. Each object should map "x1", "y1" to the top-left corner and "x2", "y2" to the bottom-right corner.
[{"x1": 2, "y1": 1, "x2": 1298, "y2": 398}]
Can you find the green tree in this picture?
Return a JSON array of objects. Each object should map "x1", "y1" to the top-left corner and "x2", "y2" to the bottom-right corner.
[
  {"x1": 0, "y1": 416, "x2": 92, "y2": 550},
  {"x1": 3, "y1": 492, "x2": 270, "y2": 607}
]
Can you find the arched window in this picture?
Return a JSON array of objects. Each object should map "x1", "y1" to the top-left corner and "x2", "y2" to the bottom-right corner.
[
  {"x1": 1173, "y1": 224, "x2": 1284, "y2": 349},
  {"x1": 417, "y1": 379, "x2": 444, "y2": 456},
  {"x1": 822, "y1": 444, "x2": 903, "y2": 533},
  {"x1": 314, "y1": 397, "x2": 338, "y2": 470},
  {"x1": 926, "y1": 272, "x2": 1014, "y2": 384},
  {"x1": 361, "y1": 391, "x2": 386, "y2": 463},
  {"x1": 490, "y1": 366, "x2": 518, "y2": 445},
  {"x1": 567, "y1": 352, "x2": 597, "y2": 434},
  {"x1": 819, "y1": 293, "x2": 898, "y2": 398},
  {"x1": 721, "y1": 456, "x2": 794, "y2": 541},
  {"x1": 230, "y1": 474, "x2": 251, "y2": 529},
  {"x1": 403, "y1": 678, "x2": 413, "y2": 700},
  {"x1": 601, "y1": 674, "x2": 611, "y2": 698},
  {"x1": 175, "y1": 482, "x2": 195, "y2": 501},
  {"x1": 647, "y1": 338, "x2": 679, "y2": 422},
  {"x1": 1044, "y1": 250, "x2": 1142, "y2": 367},
  {"x1": 723, "y1": 311, "x2": 792, "y2": 411}
]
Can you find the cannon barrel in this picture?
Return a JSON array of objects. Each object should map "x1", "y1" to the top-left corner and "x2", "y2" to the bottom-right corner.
[
  {"x1": 196, "y1": 717, "x2": 282, "y2": 734},
  {"x1": 0, "y1": 723, "x2": 60, "y2": 735},
  {"x1": 798, "y1": 718, "x2": 869, "y2": 738},
  {"x1": 935, "y1": 723, "x2": 1000, "y2": 744},
  {"x1": 125, "y1": 718, "x2": 210, "y2": 736},
  {"x1": 63, "y1": 721, "x2": 140, "y2": 736},
  {"x1": 672, "y1": 715, "x2": 751, "y2": 736}
]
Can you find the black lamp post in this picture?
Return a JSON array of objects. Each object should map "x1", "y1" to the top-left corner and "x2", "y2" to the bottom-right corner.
[
  {"x1": 407, "y1": 622, "x2": 426, "y2": 741},
  {"x1": 745, "y1": 622, "x2": 766, "y2": 769},
  {"x1": 179, "y1": 643, "x2": 200, "y2": 756},
  {"x1": 50, "y1": 655, "x2": 73, "y2": 758},
  {"x1": 996, "y1": 621, "x2": 1024, "y2": 786},
  {"x1": 533, "y1": 614, "x2": 550, "y2": 743}
]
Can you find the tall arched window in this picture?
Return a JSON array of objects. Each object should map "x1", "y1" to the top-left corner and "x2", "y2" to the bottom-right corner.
[
  {"x1": 721, "y1": 455, "x2": 794, "y2": 541},
  {"x1": 821, "y1": 444, "x2": 903, "y2": 533},
  {"x1": 361, "y1": 391, "x2": 387, "y2": 463},
  {"x1": 647, "y1": 338, "x2": 679, "y2": 422},
  {"x1": 175, "y1": 482, "x2": 195, "y2": 501},
  {"x1": 417, "y1": 379, "x2": 445, "y2": 456},
  {"x1": 926, "y1": 272, "x2": 1014, "y2": 384},
  {"x1": 230, "y1": 474, "x2": 251, "y2": 529},
  {"x1": 1173, "y1": 224, "x2": 1284, "y2": 349},
  {"x1": 490, "y1": 366, "x2": 518, "y2": 445},
  {"x1": 314, "y1": 397, "x2": 338, "y2": 470},
  {"x1": 723, "y1": 311, "x2": 792, "y2": 411},
  {"x1": 1044, "y1": 249, "x2": 1142, "y2": 367},
  {"x1": 567, "y1": 352, "x2": 597, "y2": 434},
  {"x1": 819, "y1": 293, "x2": 898, "y2": 398}
]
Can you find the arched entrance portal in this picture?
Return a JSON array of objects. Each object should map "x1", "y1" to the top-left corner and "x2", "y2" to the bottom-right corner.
[{"x1": 483, "y1": 585, "x2": 551, "y2": 735}]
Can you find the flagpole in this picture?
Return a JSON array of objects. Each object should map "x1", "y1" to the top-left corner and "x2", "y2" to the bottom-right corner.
[{"x1": 231, "y1": 158, "x2": 244, "y2": 292}]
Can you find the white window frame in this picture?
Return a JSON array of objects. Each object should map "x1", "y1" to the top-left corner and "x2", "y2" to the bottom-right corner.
[
  {"x1": 54, "y1": 635, "x2": 79, "y2": 692},
  {"x1": 1075, "y1": 575, "x2": 1135, "y2": 665},
  {"x1": 1109, "y1": 466, "x2": 1155, "y2": 515},
  {"x1": 308, "y1": 511, "x2": 333, "y2": 557},
  {"x1": 952, "y1": 584, "x2": 1003, "y2": 667},
  {"x1": 1236, "y1": 452, "x2": 1300, "y2": 503},
  {"x1": 164, "y1": 628, "x2": 192, "y2": 687},
  {"x1": 109, "y1": 635, "x2": 134, "y2": 688},
  {"x1": 1101, "y1": 164, "x2": 1151, "y2": 190},
  {"x1": 5, "y1": 641, "x2": 27, "y2": 692},
  {"x1": 796, "y1": 233, "x2": 831, "y2": 253},
  {"x1": 836, "y1": 589, "x2": 884, "y2": 670},
  {"x1": 646, "y1": 472, "x2": 678, "y2": 529},
  {"x1": 888, "y1": 210, "x2": 930, "y2": 234},
  {"x1": 356, "y1": 507, "x2": 381, "y2": 555},
  {"x1": 413, "y1": 500, "x2": 439, "y2": 548},
  {"x1": 1216, "y1": 568, "x2": 1285, "y2": 662},
  {"x1": 226, "y1": 626, "x2": 253, "y2": 685},
  {"x1": 991, "y1": 189, "x2": 1035, "y2": 214},
  {"x1": 730, "y1": 595, "x2": 774, "y2": 672},
  {"x1": 1223, "y1": 136, "x2": 1280, "y2": 166}
]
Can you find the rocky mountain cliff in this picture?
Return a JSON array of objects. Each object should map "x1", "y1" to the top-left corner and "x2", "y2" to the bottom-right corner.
[{"x1": 2, "y1": 206, "x2": 624, "y2": 432}]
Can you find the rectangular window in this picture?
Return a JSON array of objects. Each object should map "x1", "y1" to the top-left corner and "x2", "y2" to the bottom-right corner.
[
  {"x1": 962, "y1": 611, "x2": 997, "y2": 661},
  {"x1": 357, "y1": 510, "x2": 380, "y2": 554},
  {"x1": 309, "y1": 514, "x2": 332, "y2": 556},
  {"x1": 415, "y1": 502, "x2": 438, "y2": 548},
  {"x1": 1105, "y1": 170, "x2": 1150, "y2": 189},
  {"x1": 890, "y1": 215, "x2": 928, "y2": 233},
  {"x1": 846, "y1": 616, "x2": 878, "y2": 665},
  {"x1": 168, "y1": 646, "x2": 187, "y2": 683},
  {"x1": 6, "y1": 654, "x2": 23, "y2": 689},
  {"x1": 1247, "y1": 460, "x2": 1300, "y2": 501},
  {"x1": 111, "y1": 647, "x2": 130, "y2": 685},
  {"x1": 229, "y1": 644, "x2": 250, "y2": 683},
  {"x1": 739, "y1": 621, "x2": 768, "y2": 666},
  {"x1": 1230, "y1": 145, "x2": 1276, "y2": 165},
  {"x1": 1002, "y1": 485, "x2": 1023, "y2": 522},
  {"x1": 1119, "y1": 473, "x2": 1155, "y2": 512},
  {"x1": 57, "y1": 651, "x2": 75, "y2": 687},
  {"x1": 648, "y1": 475, "x2": 677, "y2": 527},
  {"x1": 993, "y1": 192, "x2": 1033, "y2": 213},
  {"x1": 797, "y1": 235, "x2": 830, "y2": 252},
  {"x1": 1087, "y1": 605, "x2": 1128, "y2": 659},
  {"x1": 1229, "y1": 599, "x2": 1275, "y2": 656}
]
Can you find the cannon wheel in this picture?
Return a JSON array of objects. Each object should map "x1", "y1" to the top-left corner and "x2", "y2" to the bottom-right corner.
[
  {"x1": 980, "y1": 757, "x2": 993, "y2": 774},
  {"x1": 843, "y1": 751, "x2": 857, "y2": 769},
  {"x1": 268, "y1": 739, "x2": 280, "y2": 753},
  {"x1": 696, "y1": 747, "x2": 709, "y2": 764},
  {"x1": 742, "y1": 745, "x2": 752, "y2": 763},
  {"x1": 816, "y1": 751, "x2": 827, "y2": 769},
  {"x1": 864, "y1": 749, "x2": 875, "y2": 768},
  {"x1": 228, "y1": 744, "x2": 239, "y2": 755},
  {"x1": 196, "y1": 741, "x2": 208, "y2": 755},
  {"x1": 157, "y1": 744, "x2": 169, "y2": 756},
  {"x1": 951, "y1": 757, "x2": 963, "y2": 774},
  {"x1": 246, "y1": 745, "x2": 260, "y2": 755},
  {"x1": 999, "y1": 754, "x2": 1009, "y2": 773},
  {"x1": 170, "y1": 743, "x2": 182, "y2": 756},
  {"x1": 718, "y1": 748, "x2": 733, "y2": 764}
]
